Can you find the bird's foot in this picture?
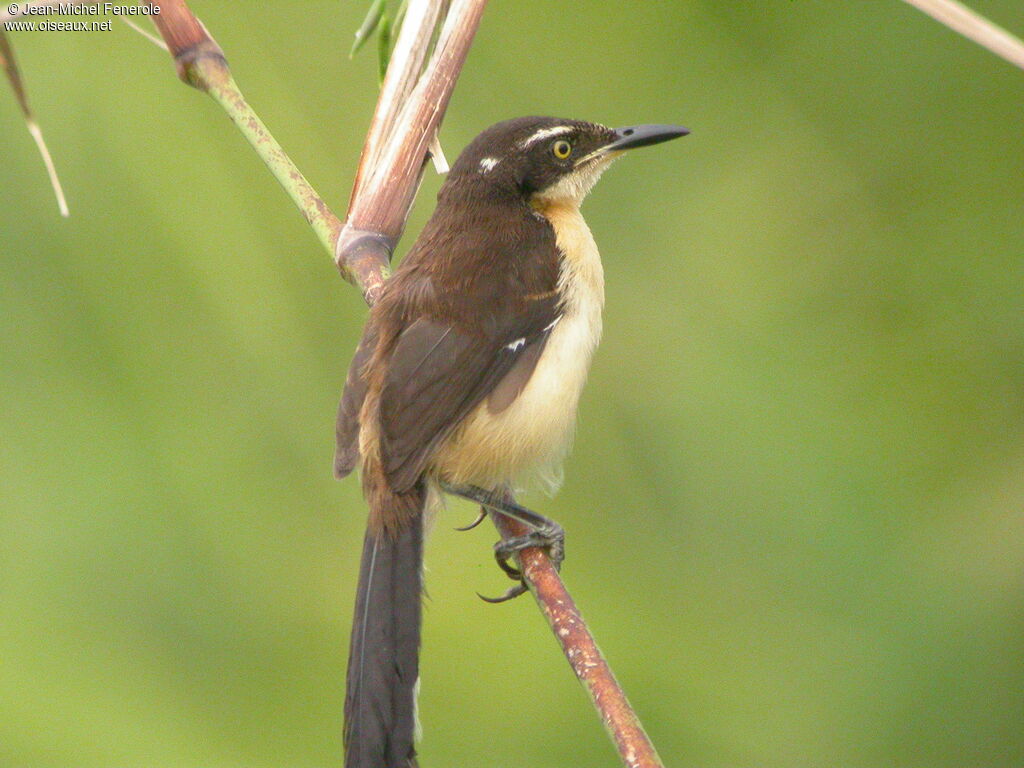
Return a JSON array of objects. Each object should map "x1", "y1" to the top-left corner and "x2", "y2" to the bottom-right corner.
[
  {"x1": 492, "y1": 520, "x2": 565, "y2": 580},
  {"x1": 476, "y1": 521, "x2": 565, "y2": 602},
  {"x1": 441, "y1": 482, "x2": 565, "y2": 603}
]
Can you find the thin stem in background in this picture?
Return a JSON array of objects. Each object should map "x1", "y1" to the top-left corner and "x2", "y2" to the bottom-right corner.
[
  {"x1": 0, "y1": 33, "x2": 68, "y2": 216},
  {"x1": 120, "y1": 17, "x2": 169, "y2": 51},
  {"x1": 902, "y1": 0, "x2": 1024, "y2": 70}
]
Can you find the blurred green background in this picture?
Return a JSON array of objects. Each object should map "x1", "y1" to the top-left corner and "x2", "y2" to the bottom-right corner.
[{"x1": 2, "y1": 2, "x2": 1023, "y2": 766}]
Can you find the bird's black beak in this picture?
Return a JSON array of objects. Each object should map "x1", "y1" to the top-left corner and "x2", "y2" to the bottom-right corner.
[{"x1": 606, "y1": 124, "x2": 690, "y2": 152}]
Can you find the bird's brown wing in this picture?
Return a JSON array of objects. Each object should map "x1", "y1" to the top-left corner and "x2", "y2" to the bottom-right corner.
[{"x1": 378, "y1": 297, "x2": 559, "y2": 492}]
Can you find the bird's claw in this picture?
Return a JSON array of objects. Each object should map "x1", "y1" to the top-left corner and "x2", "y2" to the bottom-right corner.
[
  {"x1": 476, "y1": 583, "x2": 529, "y2": 603},
  {"x1": 454, "y1": 508, "x2": 487, "y2": 532},
  {"x1": 438, "y1": 483, "x2": 565, "y2": 605},
  {"x1": 481, "y1": 523, "x2": 565, "y2": 603}
]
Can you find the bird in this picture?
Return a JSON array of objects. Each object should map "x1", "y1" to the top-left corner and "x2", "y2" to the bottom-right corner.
[{"x1": 334, "y1": 115, "x2": 688, "y2": 768}]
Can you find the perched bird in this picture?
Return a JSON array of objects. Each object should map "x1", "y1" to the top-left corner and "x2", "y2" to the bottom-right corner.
[{"x1": 335, "y1": 116, "x2": 688, "y2": 768}]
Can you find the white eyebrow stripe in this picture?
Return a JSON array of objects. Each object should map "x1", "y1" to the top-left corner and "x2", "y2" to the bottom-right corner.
[
  {"x1": 479, "y1": 156, "x2": 499, "y2": 172},
  {"x1": 519, "y1": 125, "x2": 573, "y2": 149}
]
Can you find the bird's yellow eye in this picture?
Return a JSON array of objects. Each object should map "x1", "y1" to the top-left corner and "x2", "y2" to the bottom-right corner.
[{"x1": 552, "y1": 139, "x2": 572, "y2": 159}]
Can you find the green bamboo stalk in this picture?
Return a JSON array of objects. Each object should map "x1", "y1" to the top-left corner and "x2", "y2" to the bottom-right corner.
[
  {"x1": 198, "y1": 61, "x2": 342, "y2": 258},
  {"x1": 149, "y1": 3, "x2": 344, "y2": 276}
]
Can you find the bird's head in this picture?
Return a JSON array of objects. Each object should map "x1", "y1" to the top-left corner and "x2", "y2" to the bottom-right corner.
[{"x1": 446, "y1": 116, "x2": 689, "y2": 208}]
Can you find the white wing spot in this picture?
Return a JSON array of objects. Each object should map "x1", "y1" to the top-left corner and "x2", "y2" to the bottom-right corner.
[
  {"x1": 506, "y1": 337, "x2": 526, "y2": 352},
  {"x1": 479, "y1": 156, "x2": 499, "y2": 173},
  {"x1": 543, "y1": 316, "x2": 561, "y2": 332},
  {"x1": 519, "y1": 125, "x2": 573, "y2": 149}
]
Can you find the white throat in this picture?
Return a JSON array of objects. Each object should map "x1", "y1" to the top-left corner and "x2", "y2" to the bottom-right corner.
[{"x1": 531, "y1": 154, "x2": 620, "y2": 208}]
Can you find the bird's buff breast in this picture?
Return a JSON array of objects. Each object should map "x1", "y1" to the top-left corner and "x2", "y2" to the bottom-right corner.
[{"x1": 432, "y1": 203, "x2": 604, "y2": 492}]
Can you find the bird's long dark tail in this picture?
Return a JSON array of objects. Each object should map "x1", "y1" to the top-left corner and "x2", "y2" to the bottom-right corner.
[{"x1": 344, "y1": 485, "x2": 425, "y2": 768}]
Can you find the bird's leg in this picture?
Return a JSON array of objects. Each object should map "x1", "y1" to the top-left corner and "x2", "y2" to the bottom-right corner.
[
  {"x1": 441, "y1": 482, "x2": 565, "y2": 572},
  {"x1": 440, "y1": 482, "x2": 565, "y2": 602}
]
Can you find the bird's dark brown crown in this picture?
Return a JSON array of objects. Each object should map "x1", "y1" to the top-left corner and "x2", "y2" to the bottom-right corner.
[{"x1": 442, "y1": 116, "x2": 618, "y2": 200}]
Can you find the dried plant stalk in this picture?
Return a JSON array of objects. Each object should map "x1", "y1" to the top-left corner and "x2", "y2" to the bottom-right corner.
[
  {"x1": 902, "y1": 0, "x2": 1024, "y2": 70},
  {"x1": 0, "y1": 33, "x2": 68, "y2": 216},
  {"x1": 336, "y1": 0, "x2": 487, "y2": 304},
  {"x1": 348, "y1": 0, "x2": 445, "y2": 205}
]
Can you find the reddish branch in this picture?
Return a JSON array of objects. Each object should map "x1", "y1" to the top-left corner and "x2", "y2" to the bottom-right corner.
[
  {"x1": 150, "y1": 2, "x2": 664, "y2": 766},
  {"x1": 149, "y1": 1, "x2": 222, "y2": 85},
  {"x1": 490, "y1": 513, "x2": 665, "y2": 768}
]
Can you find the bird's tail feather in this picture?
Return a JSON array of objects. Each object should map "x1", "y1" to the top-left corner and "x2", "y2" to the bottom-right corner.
[{"x1": 344, "y1": 485, "x2": 425, "y2": 768}]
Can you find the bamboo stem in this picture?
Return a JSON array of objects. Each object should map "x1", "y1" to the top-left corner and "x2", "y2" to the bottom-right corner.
[
  {"x1": 149, "y1": 2, "x2": 343, "y2": 264},
  {"x1": 336, "y1": 0, "x2": 487, "y2": 304}
]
